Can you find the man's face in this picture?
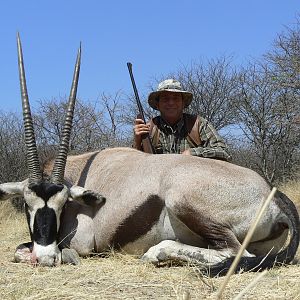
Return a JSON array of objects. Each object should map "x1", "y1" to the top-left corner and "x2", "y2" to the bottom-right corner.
[{"x1": 157, "y1": 92, "x2": 184, "y2": 124}]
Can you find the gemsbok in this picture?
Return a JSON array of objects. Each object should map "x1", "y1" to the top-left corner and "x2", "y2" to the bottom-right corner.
[{"x1": 0, "y1": 35, "x2": 299, "y2": 276}]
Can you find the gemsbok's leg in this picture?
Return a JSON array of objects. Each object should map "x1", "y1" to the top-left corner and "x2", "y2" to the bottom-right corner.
[
  {"x1": 141, "y1": 240, "x2": 254, "y2": 266},
  {"x1": 142, "y1": 194, "x2": 255, "y2": 269},
  {"x1": 247, "y1": 227, "x2": 289, "y2": 256}
]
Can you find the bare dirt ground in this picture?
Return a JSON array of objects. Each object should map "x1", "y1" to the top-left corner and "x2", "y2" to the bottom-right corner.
[{"x1": 1, "y1": 184, "x2": 300, "y2": 300}]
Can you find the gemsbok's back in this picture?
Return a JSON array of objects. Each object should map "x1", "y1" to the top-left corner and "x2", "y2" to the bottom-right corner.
[{"x1": 0, "y1": 35, "x2": 298, "y2": 276}]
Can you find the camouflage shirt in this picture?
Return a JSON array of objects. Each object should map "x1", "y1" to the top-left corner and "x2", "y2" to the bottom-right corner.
[{"x1": 148, "y1": 114, "x2": 231, "y2": 161}]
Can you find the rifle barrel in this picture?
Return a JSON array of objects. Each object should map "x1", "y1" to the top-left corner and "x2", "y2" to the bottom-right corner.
[
  {"x1": 127, "y1": 62, "x2": 146, "y2": 122},
  {"x1": 126, "y1": 62, "x2": 155, "y2": 154}
]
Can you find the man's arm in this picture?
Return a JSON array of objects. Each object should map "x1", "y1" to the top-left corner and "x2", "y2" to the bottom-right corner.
[{"x1": 189, "y1": 117, "x2": 232, "y2": 161}]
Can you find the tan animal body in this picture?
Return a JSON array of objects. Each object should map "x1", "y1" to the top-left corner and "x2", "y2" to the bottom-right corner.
[
  {"x1": 1, "y1": 35, "x2": 298, "y2": 276},
  {"x1": 43, "y1": 147, "x2": 298, "y2": 276}
]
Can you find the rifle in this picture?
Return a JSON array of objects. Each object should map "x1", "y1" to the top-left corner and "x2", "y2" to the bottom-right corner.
[{"x1": 127, "y1": 62, "x2": 155, "y2": 154}]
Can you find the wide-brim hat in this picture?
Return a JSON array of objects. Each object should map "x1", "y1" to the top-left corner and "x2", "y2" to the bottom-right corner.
[{"x1": 148, "y1": 79, "x2": 193, "y2": 110}]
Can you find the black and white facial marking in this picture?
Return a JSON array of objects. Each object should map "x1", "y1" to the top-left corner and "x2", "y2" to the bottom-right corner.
[{"x1": 24, "y1": 181, "x2": 69, "y2": 266}]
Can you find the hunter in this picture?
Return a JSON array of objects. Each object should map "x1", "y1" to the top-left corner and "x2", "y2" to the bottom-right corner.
[{"x1": 133, "y1": 79, "x2": 231, "y2": 161}]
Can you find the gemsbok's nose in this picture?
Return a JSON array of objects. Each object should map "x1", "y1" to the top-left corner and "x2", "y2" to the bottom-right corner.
[{"x1": 37, "y1": 254, "x2": 61, "y2": 267}]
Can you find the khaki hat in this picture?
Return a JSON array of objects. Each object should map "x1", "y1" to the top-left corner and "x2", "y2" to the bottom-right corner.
[{"x1": 148, "y1": 79, "x2": 193, "y2": 110}]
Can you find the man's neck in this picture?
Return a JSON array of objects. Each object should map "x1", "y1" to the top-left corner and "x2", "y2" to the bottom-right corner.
[{"x1": 161, "y1": 115, "x2": 184, "y2": 127}]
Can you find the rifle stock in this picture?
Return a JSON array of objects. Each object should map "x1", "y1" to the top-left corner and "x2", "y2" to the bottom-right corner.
[{"x1": 127, "y1": 62, "x2": 155, "y2": 154}]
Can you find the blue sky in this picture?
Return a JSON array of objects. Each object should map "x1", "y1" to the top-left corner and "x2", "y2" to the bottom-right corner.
[{"x1": 0, "y1": 1, "x2": 299, "y2": 112}]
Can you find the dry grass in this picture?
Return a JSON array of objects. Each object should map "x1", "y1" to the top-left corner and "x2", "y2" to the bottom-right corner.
[{"x1": 1, "y1": 183, "x2": 300, "y2": 299}]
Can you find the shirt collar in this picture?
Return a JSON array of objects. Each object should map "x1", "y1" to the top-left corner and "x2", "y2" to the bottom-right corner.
[{"x1": 160, "y1": 116, "x2": 185, "y2": 133}]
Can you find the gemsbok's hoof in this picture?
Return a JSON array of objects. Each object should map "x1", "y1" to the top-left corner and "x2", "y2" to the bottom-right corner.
[{"x1": 61, "y1": 248, "x2": 81, "y2": 265}]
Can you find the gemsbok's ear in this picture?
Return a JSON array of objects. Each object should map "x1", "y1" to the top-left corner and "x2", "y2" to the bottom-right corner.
[
  {"x1": 69, "y1": 186, "x2": 106, "y2": 207},
  {"x1": 0, "y1": 180, "x2": 28, "y2": 201}
]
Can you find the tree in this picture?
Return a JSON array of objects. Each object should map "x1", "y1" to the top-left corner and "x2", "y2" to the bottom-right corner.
[
  {"x1": 232, "y1": 63, "x2": 300, "y2": 184},
  {"x1": 171, "y1": 56, "x2": 238, "y2": 130},
  {"x1": 0, "y1": 112, "x2": 27, "y2": 210},
  {"x1": 265, "y1": 16, "x2": 300, "y2": 91},
  {"x1": 34, "y1": 92, "x2": 131, "y2": 156},
  {"x1": 0, "y1": 112, "x2": 27, "y2": 183}
]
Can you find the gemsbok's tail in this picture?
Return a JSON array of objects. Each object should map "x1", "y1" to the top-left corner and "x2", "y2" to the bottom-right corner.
[{"x1": 207, "y1": 190, "x2": 300, "y2": 277}]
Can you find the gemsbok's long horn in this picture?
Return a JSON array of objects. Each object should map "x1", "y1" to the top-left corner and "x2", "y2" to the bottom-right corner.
[
  {"x1": 17, "y1": 33, "x2": 42, "y2": 184},
  {"x1": 51, "y1": 44, "x2": 81, "y2": 184}
]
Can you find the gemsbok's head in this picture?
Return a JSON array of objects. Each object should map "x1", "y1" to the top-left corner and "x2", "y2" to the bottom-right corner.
[{"x1": 0, "y1": 34, "x2": 105, "y2": 266}]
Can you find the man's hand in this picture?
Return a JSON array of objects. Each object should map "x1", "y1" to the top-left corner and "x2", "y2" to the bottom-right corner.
[{"x1": 134, "y1": 118, "x2": 150, "y2": 150}]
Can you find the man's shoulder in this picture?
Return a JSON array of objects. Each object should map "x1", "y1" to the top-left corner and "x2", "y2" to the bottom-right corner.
[
  {"x1": 183, "y1": 113, "x2": 207, "y2": 122},
  {"x1": 183, "y1": 113, "x2": 207, "y2": 128}
]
